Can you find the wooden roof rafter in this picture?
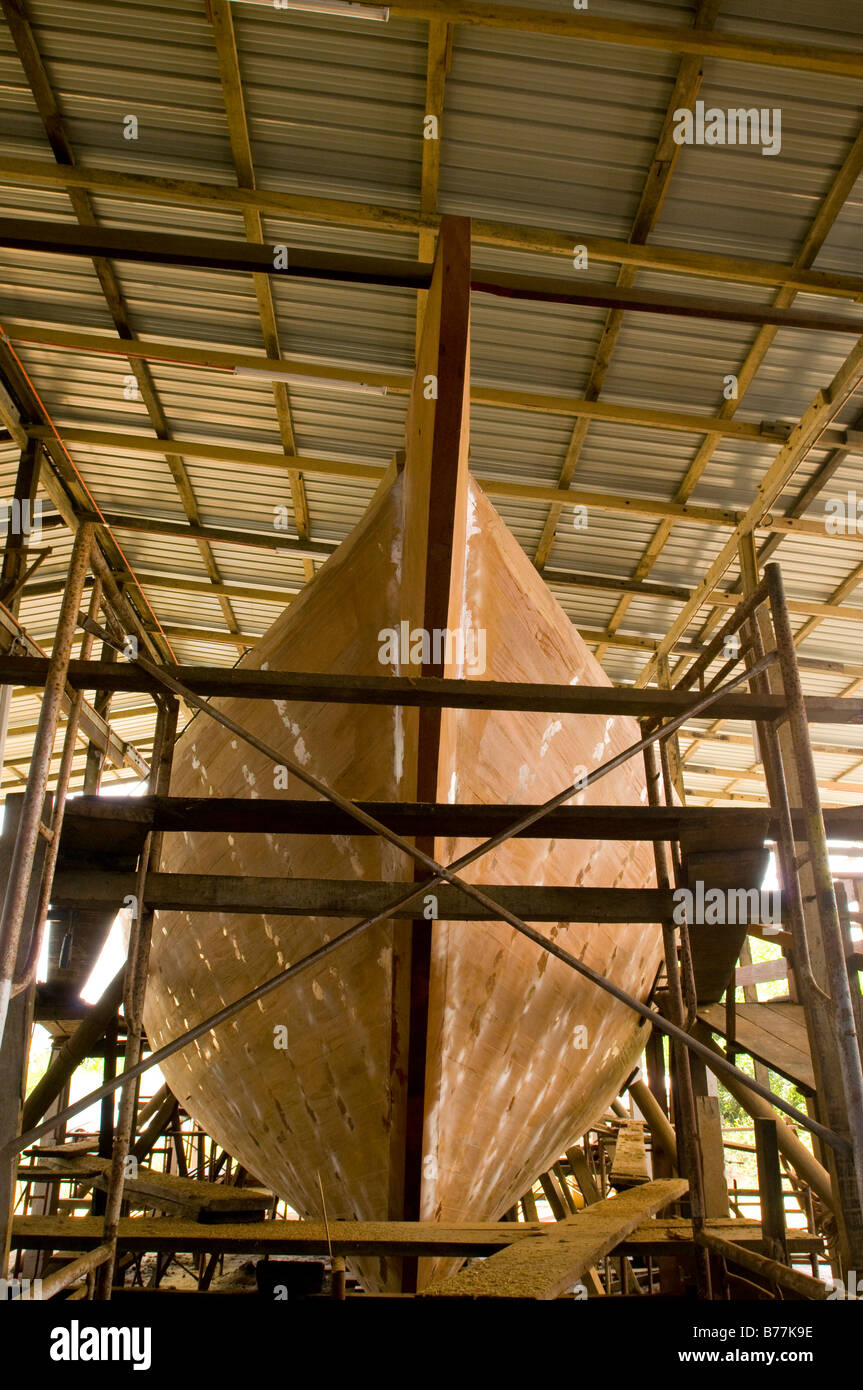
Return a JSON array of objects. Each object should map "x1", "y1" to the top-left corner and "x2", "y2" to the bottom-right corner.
[
  {"x1": 5, "y1": 155, "x2": 863, "y2": 302},
  {"x1": 208, "y1": 0, "x2": 315, "y2": 583},
  {"x1": 414, "y1": 16, "x2": 453, "y2": 352},
  {"x1": 532, "y1": 0, "x2": 722, "y2": 574},
  {"x1": 0, "y1": 0, "x2": 247, "y2": 657},
  {"x1": 595, "y1": 122, "x2": 863, "y2": 666},
  {"x1": 633, "y1": 331, "x2": 863, "y2": 691},
  {"x1": 386, "y1": 1, "x2": 863, "y2": 79}
]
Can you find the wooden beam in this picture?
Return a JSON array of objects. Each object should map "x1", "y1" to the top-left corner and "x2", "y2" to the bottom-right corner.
[
  {"x1": 116, "y1": 573, "x2": 296, "y2": 606},
  {"x1": 209, "y1": 0, "x2": 314, "y2": 581},
  {"x1": 596, "y1": 123, "x2": 863, "y2": 664},
  {"x1": 0, "y1": 0, "x2": 243, "y2": 658},
  {"x1": 28, "y1": 424, "x2": 394, "y2": 478},
  {"x1": 27, "y1": 425, "x2": 863, "y2": 547},
  {"x1": 142, "y1": 625, "x2": 257, "y2": 648},
  {"x1": 706, "y1": 591, "x2": 863, "y2": 624},
  {"x1": 54, "y1": 795, "x2": 759, "y2": 840},
  {"x1": 696, "y1": 1229, "x2": 828, "y2": 1299},
  {"x1": 81, "y1": 508, "x2": 338, "y2": 561},
  {"x1": 0, "y1": 217, "x2": 433, "y2": 286},
  {"x1": 57, "y1": 795, "x2": 863, "y2": 844},
  {"x1": 534, "y1": 0, "x2": 720, "y2": 571},
  {"x1": 419, "y1": 1178, "x2": 688, "y2": 1298},
  {"x1": 636, "y1": 331, "x2": 863, "y2": 686},
  {"x1": 33, "y1": 1154, "x2": 271, "y2": 1219},
  {"x1": 4, "y1": 158, "x2": 863, "y2": 302},
  {"x1": 385, "y1": 3, "x2": 863, "y2": 78},
  {"x1": 472, "y1": 270, "x2": 863, "y2": 335},
  {"x1": 398, "y1": 217, "x2": 472, "y2": 1258},
  {"x1": 7, "y1": 657, "x2": 863, "y2": 721},
  {"x1": 13, "y1": 334, "x2": 847, "y2": 446},
  {"x1": 0, "y1": 599, "x2": 150, "y2": 776},
  {"x1": 8, "y1": 1212, "x2": 819, "y2": 1260},
  {"x1": 5, "y1": 219, "x2": 863, "y2": 333},
  {"x1": 415, "y1": 17, "x2": 452, "y2": 284},
  {"x1": 6, "y1": 697, "x2": 154, "y2": 740},
  {"x1": 0, "y1": 378, "x2": 27, "y2": 450},
  {"x1": 50, "y1": 870, "x2": 685, "y2": 921},
  {"x1": 685, "y1": 761, "x2": 863, "y2": 799}
]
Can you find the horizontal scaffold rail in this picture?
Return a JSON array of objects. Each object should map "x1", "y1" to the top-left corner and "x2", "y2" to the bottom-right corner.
[
  {"x1": 51, "y1": 871, "x2": 786, "y2": 924},
  {"x1": 61, "y1": 796, "x2": 863, "y2": 841},
  {"x1": 5, "y1": 657, "x2": 863, "y2": 723}
]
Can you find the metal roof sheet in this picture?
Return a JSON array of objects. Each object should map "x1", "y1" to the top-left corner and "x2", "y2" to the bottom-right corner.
[{"x1": 4, "y1": 0, "x2": 863, "y2": 801}]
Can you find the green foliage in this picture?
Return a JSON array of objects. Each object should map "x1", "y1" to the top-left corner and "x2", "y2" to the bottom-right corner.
[{"x1": 716, "y1": 1049, "x2": 805, "y2": 1125}]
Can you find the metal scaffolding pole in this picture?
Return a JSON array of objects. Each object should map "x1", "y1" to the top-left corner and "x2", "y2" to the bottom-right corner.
[
  {"x1": 11, "y1": 576, "x2": 104, "y2": 998},
  {"x1": 0, "y1": 519, "x2": 95, "y2": 1045},
  {"x1": 766, "y1": 561, "x2": 863, "y2": 1267}
]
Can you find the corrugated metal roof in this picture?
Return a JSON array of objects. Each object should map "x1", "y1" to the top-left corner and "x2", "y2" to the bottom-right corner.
[{"x1": 3, "y1": 0, "x2": 863, "y2": 803}]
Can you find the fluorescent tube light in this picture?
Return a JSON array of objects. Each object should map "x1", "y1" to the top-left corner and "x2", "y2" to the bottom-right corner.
[
  {"x1": 232, "y1": 365, "x2": 387, "y2": 395},
  {"x1": 230, "y1": 0, "x2": 390, "y2": 20}
]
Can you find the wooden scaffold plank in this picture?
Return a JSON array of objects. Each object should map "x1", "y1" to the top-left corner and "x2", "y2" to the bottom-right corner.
[{"x1": 419, "y1": 1178, "x2": 688, "y2": 1299}]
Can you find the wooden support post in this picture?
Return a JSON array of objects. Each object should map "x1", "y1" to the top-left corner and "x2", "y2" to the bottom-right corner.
[
  {"x1": 695, "y1": 1095, "x2": 730, "y2": 1220},
  {"x1": 397, "y1": 216, "x2": 472, "y2": 1293},
  {"x1": 538, "y1": 1171, "x2": 567, "y2": 1221},
  {"x1": 21, "y1": 969, "x2": 124, "y2": 1133},
  {"x1": 766, "y1": 562, "x2": 863, "y2": 1270},
  {"x1": 520, "y1": 1188, "x2": 538, "y2": 1222},
  {"x1": 737, "y1": 939, "x2": 771, "y2": 1086},
  {"x1": 629, "y1": 1077, "x2": 677, "y2": 1173},
  {"x1": 0, "y1": 797, "x2": 47, "y2": 1278},
  {"x1": 835, "y1": 881, "x2": 863, "y2": 1066},
  {"x1": 133, "y1": 1090, "x2": 177, "y2": 1167},
  {"x1": 640, "y1": 1031, "x2": 680, "y2": 1292},
  {"x1": 693, "y1": 1022, "x2": 833, "y2": 1209},
  {"x1": 0, "y1": 520, "x2": 94, "y2": 1042},
  {"x1": 83, "y1": 640, "x2": 118, "y2": 793},
  {"x1": 754, "y1": 1116, "x2": 788, "y2": 1265},
  {"x1": 553, "y1": 1162, "x2": 578, "y2": 1213},
  {"x1": 643, "y1": 1031, "x2": 673, "y2": 1177},
  {"x1": 643, "y1": 740, "x2": 711, "y2": 1297},
  {"x1": 0, "y1": 438, "x2": 41, "y2": 606},
  {"x1": 93, "y1": 698, "x2": 178, "y2": 1299},
  {"x1": 92, "y1": 1016, "x2": 117, "y2": 1219},
  {"x1": 566, "y1": 1146, "x2": 600, "y2": 1205}
]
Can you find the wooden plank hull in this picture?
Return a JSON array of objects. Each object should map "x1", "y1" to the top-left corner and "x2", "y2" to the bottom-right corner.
[
  {"x1": 146, "y1": 470, "x2": 662, "y2": 1290},
  {"x1": 145, "y1": 219, "x2": 662, "y2": 1291}
]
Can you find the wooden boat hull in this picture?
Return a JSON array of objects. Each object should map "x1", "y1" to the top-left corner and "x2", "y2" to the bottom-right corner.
[{"x1": 144, "y1": 220, "x2": 663, "y2": 1291}]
